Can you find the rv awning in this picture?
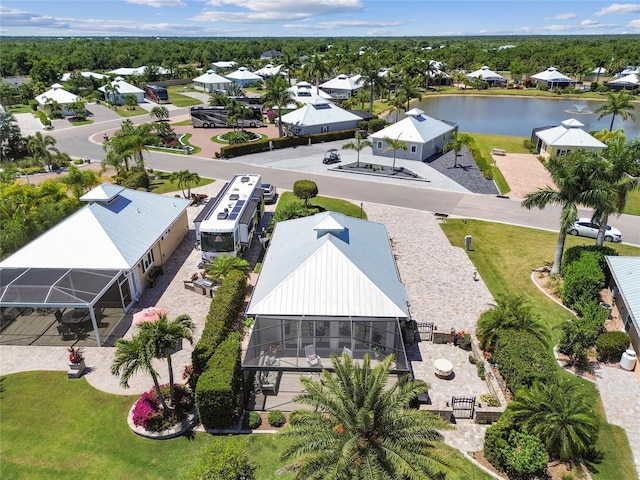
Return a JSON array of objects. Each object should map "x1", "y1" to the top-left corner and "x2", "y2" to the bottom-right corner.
[{"x1": 0, "y1": 267, "x2": 123, "y2": 307}]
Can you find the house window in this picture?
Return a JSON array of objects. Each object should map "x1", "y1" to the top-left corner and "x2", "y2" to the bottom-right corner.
[
  {"x1": 321, "y1": 126, "x2": 328, "y2": 133},
  {"x1": 377, "y1": 141, "x2": 382, "y2": 149},
  {"x1": 142, "y1": 250, "x2": 154, "y2": 273},
  {"x1": 410, "y1": 145, "x2": 417, "y2": 153}
]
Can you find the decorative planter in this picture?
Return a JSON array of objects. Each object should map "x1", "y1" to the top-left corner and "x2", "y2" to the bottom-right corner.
[{"x1": 67, "y1": 359, "x2": 86, "y2": 379}]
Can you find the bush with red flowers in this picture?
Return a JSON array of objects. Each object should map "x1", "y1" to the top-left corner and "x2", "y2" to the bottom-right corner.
[{"x1": 132, "y1": 384, "x2": 194, "y2": 432}]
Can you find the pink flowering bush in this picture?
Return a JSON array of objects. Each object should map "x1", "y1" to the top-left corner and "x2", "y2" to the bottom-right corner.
[{"x1": 132, "y1": 384, "x2": 194, "y2": 432}]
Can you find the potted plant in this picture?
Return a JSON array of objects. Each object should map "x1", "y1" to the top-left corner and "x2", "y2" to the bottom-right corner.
[{"x1": 67, "y1": 346, "x2": 86, "y2": 378}]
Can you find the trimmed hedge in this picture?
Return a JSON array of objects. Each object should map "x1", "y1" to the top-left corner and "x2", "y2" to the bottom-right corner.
[
  {"x1": 561, "y1": 251, "x2": 605, "y2": 312},
  {"x1": 220, "y1": 128, "x2": 358, "y2": 158},
  {"x1": 494, "y1": 331, "x2": 557, "y2": 395},
  {"x1": 561, "y1": 244, "x2": 618, "y2": 277},
  {"x1": 267, "y1": 410, "x2": 286, "y2": 427},
  {"x1": 595, "y1": 331, "x2": 630, "y2": 362},
  {"x1": 195, "y1": 332, "x2": 242, "y2": 429},
  {"x1": 191, "y1": 270, "x2": 247, "y2": 378}
]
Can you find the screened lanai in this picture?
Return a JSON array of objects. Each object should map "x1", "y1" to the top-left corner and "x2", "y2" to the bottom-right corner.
[{"x1": 0, "y1": 267, "x2": 130, "y2": 347}]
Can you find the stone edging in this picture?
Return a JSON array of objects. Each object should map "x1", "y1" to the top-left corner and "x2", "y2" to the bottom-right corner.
[
  {"x1": 127, "y1": 402, "x2": 199, "y2": 440},
  {"x1": 330, "y1": 167, "x2": 431, "y2": 183},
  {"x1": 529, "y1": 270, "x2": 576, "y2": 315},
  {"x1": 552, "y1": 345, "x2": 597, "y2": 384},
  {"x1": 462, "y1": 451, "x2": 506, "y2": 479}
]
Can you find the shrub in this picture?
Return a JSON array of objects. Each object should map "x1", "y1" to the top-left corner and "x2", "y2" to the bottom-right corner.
[
  {"x1": 484, "y1": 411, "x2": 515, "y2": 472},
  {"x1": 247, "y1": 411, "x2": 262, "y2": 429},
  {"x1": 368, "y1": 118, "x2": 388, "y2": 132},
  {"x1": 595, "y1": 331, "x2": 630, "y2": 362},
  {"x1": 523, "y1": 139, "x2": 535, "y2": 150},
  {"x1": 501, "y1": 431, "x2": 549, "y2": 478},
  {"x1": 479, "y1": 393, "x2": 500, "y2": 407},
  {"x1": 267, "y1": 410, "x2": 286, "y2": 427},
  {"x1": 561, "y1": 245, "x2": 618, "y2": 276},
  {"x1": 293, "y1": 179, "x2": 318, "y2": 206},
  {"x1": 288, "y1": 409, "x2": 306, "y2": 426},
  {"x1": 476, "y1": 362, "x2": 486, "y2": 380},
  {"x1": 131, "y1": 384, "x2": 194, "y2": 432},
  {"x1": 468, "y1": 354, "x2": 477, "y2": 364},
  {"x1": 561, "y1": 251, "x2": 605, "y2": 311},
  {"x1": 557, "y1": 301, "x2": 607, "y2": 369},
  {"x1": 187, "y1": 437, "x2": 255, "y2": 480}
]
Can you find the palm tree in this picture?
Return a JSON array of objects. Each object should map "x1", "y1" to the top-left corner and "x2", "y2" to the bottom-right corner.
[
  {"x1": 111, "y1": 330, "x2": 170, "y2": 412},
  {"x1": 149, "y1": 106, "x2": 169, "y2": 122},
  {"x1": 476, "y1": 295, "x2": 550, "y2": 352},
  {"x1": 281, "y1": 354, "x2": 451, "y2": 479},
  {"x1": 382, "y1": 136, "x2": 407, "y2": 172},
  {"x1": 263, "y1": 75, "x2": 294, "y2": 137},
  {"x1": 396, "y1": 75, "x2": 423, "y2": 111},
  {"x1": 442, "y1": 132, "x2": 472, "y2": 168},
  {"x1": 595, "y1": 90, "x2": 637, "y2": 131},
  {"x1": 62, "y1": 164, "x2": 100, "y2": 198},
  {"x1": 390, "y1": 93, "x2": 406, "y2": 123},
  {"x1": 209, "y1": 91, "x2": 227, "y2": 107},
  {"x1": 358, "y1": 54, "x2": 380, "y2": 114},
  {"x1": 137, "y1": 313, "x2": 195, "y2": 407},
  {"x1": 207, "y1": 254, "x2": 250, "y2": 283},
  {"x1": 303, "y1": 54, "x2": 331, "y2": 96},
  {"x1": 103, "y1": 82, "x2": 120, "y2": 105},
  {"x1": 342, "y1": 132, "x2": 372, "y2": 168},
  {"x1": 103, "y1": 122, "x2": 156, "y2": 172},
  {"x1": 522, "y1": 153, "x2": 609, "y2": 275},
  {"x1": 169, "y1": 169, "x2": 201, "y2": 198},
  {"x1": 509, "y1": 376, "x2": 599, "y2": 463},
  {"x1": 269, "y1": 200, "x2": 310, "y2": 228},
  {"x1": 27, "y1": 131, "x2": 59, "y2": 170}
]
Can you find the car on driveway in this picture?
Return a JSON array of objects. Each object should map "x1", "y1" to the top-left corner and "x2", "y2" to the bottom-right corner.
[
  {"x1": 262, "y1": 183, "x2": 277, "y2": 204},
  {"x1": 568, "y1": 218, "x2": 622, "y2": 243},
  {"x1": 323, "y1": 149, "x2": 341, "y2": 164}
]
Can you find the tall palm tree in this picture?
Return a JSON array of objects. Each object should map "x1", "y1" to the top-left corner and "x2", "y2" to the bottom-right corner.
[
  {"x1": 595, "y1": 90, "x2": 637, "y2": 131},
  {"x1": 342, "y1": 132, "x2": 372, "y2": 168},
  {"x1": 522, "y1": 153, "x2": 609, "y2": 275},
  {"x1": 390, "y1": 93, "x2": 406, "y2": 123},
  {"x1": 382, "y1": 136, "x2": 407, "y2": 172},
  {"x1": 509, "y1": 376, "x2": 599, "y2": 464},
  {"x1": 303, "y1": 54, "x2": 331, "y2": 96},
  {"x1": 358, "y1": 54, "x2": 380, "y2": 114},
  {"x1": 27, "y1": 131, "x2": 59, "y2": 170},
  {"x1": 169, "y1": 169, "x2": 201, "y2": 198},
  {"x1": 476, "y1": 295, "x2": 550, "y2": 352},
  {"x1": 263, "y1": 75, "x2": 294, "y2": 137},
  {"x1": 103, "y1": 122, "x2": 156, "y2": 172},
  {"x1": 281, "y1": 354, "x2": 451, "y2": 479},
  {"x1": 396, "y1": 75, "x2": 423, "y2": 111},
  {"x1": 138, "y1": 313, "x2": 195, "y2": 407},
  {"x1": 111, "y1": 330, "x2": 170, "y2": 412},
  {"x1": 442, "y1": 132, "x2": 471, "y2": 168},
  {"x1": 103, "y1": 82, "x2": 120, "y2": 105}
]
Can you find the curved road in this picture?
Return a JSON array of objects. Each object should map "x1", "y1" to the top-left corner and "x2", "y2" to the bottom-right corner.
[{"x1": 49, "y1": 106, "x2": 640, "y2": 246}]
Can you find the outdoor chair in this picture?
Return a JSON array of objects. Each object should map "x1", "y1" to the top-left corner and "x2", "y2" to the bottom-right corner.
[{"x1": 305, "y1": 344, "x2": 321, "y2": 367}]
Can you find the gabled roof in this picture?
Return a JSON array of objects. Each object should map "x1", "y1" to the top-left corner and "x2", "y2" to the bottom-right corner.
[
  {"x1": 254, "y1": 64, "x2": 283, "y2": 77},
  {"x1": 466, "y1": 66, "x2": 505, "y2": 82},
  {"x1": 287, "y1": 81, "x2": 333, "y2": 105},
  {"x1": 225, "y1": 67, "x2": 262, "y2": 82},
  {"x1": 61, "y1": 71, "x2": 109, "y2": 81},
  {"x1": 608, "y1": 74, "x2": 640, "y2": 87},
  {"x1": 35, "y1": 84, "x2": 79, "y2": 105},
  {"x1": 606, "y1": 256, "x2": 640, "y2": 329},
  {"x1": 0, "y1": 185, "x2": 191, "y2": 270},
  {"x1": 193, "y1": 69, "x2": 232, "y2": 85},
  {"x1": 108, "y1": 66, "x2": 170, "y2": 76},
  {"x1": 280, "y1": 99, "x2": 361, "y2": 127},
  {"x1": 320, "y1": 74, "x2": 365, "y2": 91},
  {"x1": 370, "y1": 108, "x2": 456, "y2": 143},
  {"x1": 535, "y1": 118, "x2": 607, "y2": 148},
  {"x1": 531, "y1": 67, "x2": 575, "y2": 83},
  {"x1": 247, "y1": 212, "x2": 409, "y2": 317},
  {"x1": 98, "y1": 77, "x2": 144, "y2": 94},
  {"x1": 211, "y1": 61, "x2": 237, "y2": 70}
]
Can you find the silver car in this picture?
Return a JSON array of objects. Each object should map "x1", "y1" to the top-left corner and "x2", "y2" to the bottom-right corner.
[
  {"x1": 261, "y1": 183, "x2": 276, "y2": 204},
  {"x1": 568, "y1": 218, "x2": 622, "y2": 243}
]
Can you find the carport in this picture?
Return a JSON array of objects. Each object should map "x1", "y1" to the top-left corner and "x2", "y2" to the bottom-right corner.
[{"x1": 0, "y1": 267, "x2": 128, "y2": 347}]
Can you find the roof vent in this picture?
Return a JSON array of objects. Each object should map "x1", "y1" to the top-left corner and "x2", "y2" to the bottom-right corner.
[
  {"x1": 217, "y1": 211, "x2": 228, "y2": 220},
  {"x1": 229, "y1": 193, "x2": 239, "y2": 201},
  {"x1": 240, "y1": 176, "x2": 250, "y2": 183}
]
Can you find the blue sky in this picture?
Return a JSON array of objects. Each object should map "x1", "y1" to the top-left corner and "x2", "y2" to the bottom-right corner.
[{"x1": 1, "y1": 1, "x2": 639, "y2": 37}]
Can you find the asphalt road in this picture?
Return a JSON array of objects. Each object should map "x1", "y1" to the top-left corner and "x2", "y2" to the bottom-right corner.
[{"x1": 48, "y1": 107, "x2": 640, "y2": 246}]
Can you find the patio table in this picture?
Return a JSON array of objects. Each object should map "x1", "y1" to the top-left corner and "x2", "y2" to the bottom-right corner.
[{"x1": 61, "y1": 309, "x2": 89, "y2": 324}]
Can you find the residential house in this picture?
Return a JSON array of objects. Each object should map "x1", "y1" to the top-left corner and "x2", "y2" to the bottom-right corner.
[
  {"x1": 211, "y1": 61, "x2": 237, "y2": 72},
  {"x1": 466, "y1": 66, "x2": 506, "y2": 86},
  {"x1": 254, "y1": 64, "x2": 283, "y2": 78},
  {"x1": 108, "y1": 66, "x2": 170, "y2": 76},
  {"x1": 531, "y1": 67, "x2": 576, "y2": 90},
  {"x1": 225, "y1": 67, "x2": 263, "y2": 87},
  {"x1": 607, "y1": 74, "x2": 640, "y2": 91},
  {"x1": 0, "y1": 184, "x2": 191, "y2": 347},
  {"x1": 60, "y1": 71, "x2": 109, "y2": 82},
  {"x1": 531, "y1": 118, "x2": 607, "y2": 160},
  {"x1": 35, "y1": 83, "x2": 80, "y2": 115},
  {"x1": 285, "y1": 81, "x2": 333, "y2": 108},
  {"x1": 98, "y1": 77, "x2": 145, "y2": 105},
  {"x1": 279, "y1": 98, "x2": 362, "y2": 136},
  {"x1": 260, "y1": 49, "x2": 282, "y2": 60},
  {"x1": 618, "y1": 66, "x2": 640, "y2": 77},
  {"x1": 242, "y1": 212, "x2": 412, "y2": 400},
  {"x1": 192, "y1": 69, "x2": 232, "y2": 93},
  {"x1": 320, "y1": 74, "x2": 365, "y2": 100},
  {"x1": 370, "y1": 108, "x2": 458, "y2": 161}
]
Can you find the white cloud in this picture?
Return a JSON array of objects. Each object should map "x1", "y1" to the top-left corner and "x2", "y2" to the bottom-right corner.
[
  {"x1": 126, "y1": 0, "x2": 187, "y2": 7},
  {"x1": 284, "y1": 20, "x2": 401, "y2": 30},
  {"x1": 554, "y1": 13, "x2": 577, "y2": 20},
  {"x1": 628, "y1": 19, "x2": 640, "y2": 28},
  {"x1": 194, "y1": 0, "x2": 362, "y2": 23},
  {"x1": 0, "y1": 6, "x2": 69, "y2": 28},
  {"x1": 594, "y1": 3, "x2": 640, "y2": 16}
]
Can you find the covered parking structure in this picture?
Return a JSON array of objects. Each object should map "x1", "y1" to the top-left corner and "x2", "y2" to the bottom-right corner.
[{"x1": 0, "y1": 267, "x2": 130, "y2": 347}]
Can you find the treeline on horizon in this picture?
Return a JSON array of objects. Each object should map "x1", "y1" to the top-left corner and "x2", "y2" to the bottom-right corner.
[{"x1": 2, "y1": 35, "x2": 639, "y2": 80}]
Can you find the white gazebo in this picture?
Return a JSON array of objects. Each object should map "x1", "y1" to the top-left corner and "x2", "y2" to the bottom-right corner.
[
  {"x1": 531, "y1": 67, "x2": 576, "y2": 90},
  {"x1": 466, "y1": 66, "x2": 506, "y2": 85},
  {"x1": 192, "y1": 69, "x2": 232, "y2": 93}
]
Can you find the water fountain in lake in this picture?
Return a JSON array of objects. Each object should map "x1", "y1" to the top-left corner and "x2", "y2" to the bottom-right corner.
[{"x1": 565, "y1": 104, "x2": 593, "y2": 114}]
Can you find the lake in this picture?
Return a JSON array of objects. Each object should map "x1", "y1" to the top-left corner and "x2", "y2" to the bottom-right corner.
[{"x1": 405, "y1": 96, "x2": 640, "y2": 139}]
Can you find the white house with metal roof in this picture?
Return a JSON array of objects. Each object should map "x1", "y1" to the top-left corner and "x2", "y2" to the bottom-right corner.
[
  {"x1": 243, "y1": 212, "x2": 412, "y2": 381},
  {"x1": 98, "y1": 77, "x2": 145, "y2": 105},
  {"x1": 0, "y1": 185, "x2": 191, "y2": 347},
  {"x1": 606, "y1": 256, "x2": 640, "y2": 370},
  {"x1": 320, "y1": 73, "x2": 365, "y2": 99},
  {"x1": 466, "y1": 66, "x2": 506, "y2": 85},
  {"x1": 60, "y1": 71, "x2": 109, "y2": 82},
  {"x1": 254, "y1": 64, "x2": 283, "y2": 78},
  {"x1": 225, "y1": 67, "x2": 262, "y2": 87},
  {"x1": 370, "y1": 108, "x2": 458, "y2": 161},
  {"x1": 284, "y1": 81, "x2": 333, "y2": 109},
  {"x1": 280, "y1": 98, "x2": 362, "y2": 136},
  {"x1": 35, "y1": 84, "x2": 80, "y2": 115},
  {"x1": 531, "y1": 67, "x2": 576, "y2": 90},
  {"x1": 608, "y1": 74, "x2": 640, "y2": 90},
  {"x1": 192, "y1": 69, "x2": 232, "y2": 93},
  {"x1": 532, "y1": 118, "x2": 607, "y2": 159}
]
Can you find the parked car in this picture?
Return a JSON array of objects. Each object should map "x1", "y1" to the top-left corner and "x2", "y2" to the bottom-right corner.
[
  {"x1": 323, "y1": 149, "x2": 341, "y2": 164},
  {"x1": 262, "y1": 183, "x2": 277, "y2": 204},
  {"x1": 568, "y1": 218, "x2": 622, "y2": 243}
]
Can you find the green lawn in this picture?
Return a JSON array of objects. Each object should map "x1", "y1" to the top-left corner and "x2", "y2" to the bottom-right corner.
[
  {"x1": 171, "y1": 119, "x2": 192, "y2": 126},
  {"x1": 5, "y1": 103, "x2": 33, "y2": 114},
  {"x1": 69, "y1": 119, "x2": 93, "y2": 126},
  {"x1": 440, "y1": 219, "x2": 639, "y2": 479},
  {"x1": 624, "y1": 190, "x2": 640, "y2": 216},
  {"x1": 166, "y1": 85, "x2": 203, "y2": 108},
  {"x1": 277, "y1": 191, "x2": 368, "y2": 219},
  {"x1": 113, "y1": 106, "x2": 147, "y2": 118},
  {"x1": 148, "y1": 170, "x2": 214, "y2": 195}
]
